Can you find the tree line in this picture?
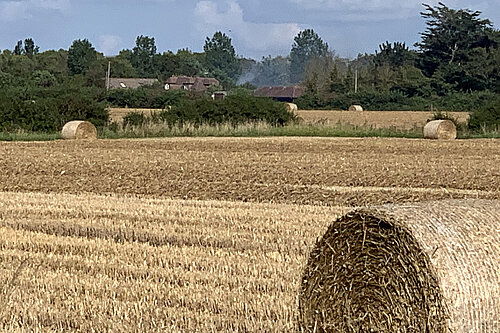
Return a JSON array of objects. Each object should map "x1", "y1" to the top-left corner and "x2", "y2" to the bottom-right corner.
[{"x1": 0, "y1": 2, "x2": 499, "y2": 132}]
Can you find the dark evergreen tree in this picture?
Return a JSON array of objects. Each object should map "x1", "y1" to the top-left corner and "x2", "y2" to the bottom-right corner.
[
  {"x1": 24, "y1": 38, "x2": 39, "y2": 58},
  {"x1": 290, "y1": 29, "x2": 329, "y2": 83},
  {"x1": 416, "y1": 3, "x2": 495, "y2": 77},
  {"x1": 13, "y1": 40, "x2": 23, "y2": 55}
]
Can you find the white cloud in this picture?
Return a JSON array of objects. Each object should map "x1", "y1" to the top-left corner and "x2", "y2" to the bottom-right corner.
[
  {"x1": 98, "y1": 34, "x2": 122, "y2": 56},
  {"x1": 0, "y1": 1, "x2": 29, "y2": 21},
  {"x1": 290, "y1": 0, "x2": 445, "y2": 11},
  {"x1": 194, "y1": 0, "x2": 301, "y2": 54},
  {"x1": 287, "y1": 0, "x2": 462, "y2": 21},
  {"x1": 0, "y1": 0, "x2": 69, "y2": 22}
]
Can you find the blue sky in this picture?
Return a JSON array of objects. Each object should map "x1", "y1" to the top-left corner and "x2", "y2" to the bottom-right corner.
[{"x1": 1, "y1": 0, "x2": 499, "y2": 59}]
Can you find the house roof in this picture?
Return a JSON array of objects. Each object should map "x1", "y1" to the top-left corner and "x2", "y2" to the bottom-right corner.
[
  {"x1": 166, "y1": 76, "x2": 219, "y2": 86},
  {"x1": 165, "y1": 76, "x2": 220, "y2": 91},
  {"x1": 254, "y1": 86, "x2": 306, "y2": 99},
  {"x1": 108, "y1": 78, "x2": 158, "y2": 89}
]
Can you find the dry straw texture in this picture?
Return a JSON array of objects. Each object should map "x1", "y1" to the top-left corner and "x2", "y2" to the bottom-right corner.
[
  {"x1": 285, "y1": 103, "x2": 298, "y2": 112},
  {"x1": 61, "y1": 121, "x2": 97, "y2": 140},
  {"x1": 299, "y1": 199, "x2": 500, "y2": 332},
  {"x1": 348, "y1": 105, "x2": 364, "y2": 111},
  {"x1": 296, "y1": 110, "x2": 469, "y2": 130},
  {"x1": 424, "y1": 120, "x2": 457, "y2": 140},
  {"x1": 1, "y1": 138, "x2": 499, "y2": 206}
]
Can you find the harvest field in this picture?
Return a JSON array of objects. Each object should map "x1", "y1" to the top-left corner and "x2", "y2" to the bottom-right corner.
[
  {"x1": 296, "y1": 110, "x2": 469, "y2": 129},
  {"x1": 108, "y1": 107, "x2": 469, "y2": 130},
  {"x1": 1, "y1": 137, "x2": 499, "y2": 331},
  {"x1": 108, "y1": 108, "x2": 159, "y2": 123}
]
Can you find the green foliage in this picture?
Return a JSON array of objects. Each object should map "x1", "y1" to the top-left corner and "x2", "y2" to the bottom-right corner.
[
  {"x1": 1, "y1": 54, "x2": 35, "y2": 78},
  {"x1": 327, "y1": 65, "x2": 349, "y2": 94},
  {"x1": 31, "y1": 70, "x2": 56, "y2": 87},
  {"x1": 34, "y1": 49, "x2": 68, "y2": 79},
  {"x1": 106, "y1": 87, "x2": 187, "y2": 109},
  {"x1": 416, "y1": 2, "x2": 499, "y2": 93},
  {"x1": 290, "y1": 29, "x2": 329, "y2": 83},
  {"x1": 249, "y1": 55, "x2": 291, "y2": 87},
  {"x1": 131, "y1": 35, "x2": 157, "y2": 77},
  {"x1": 469, "y1": 99, "x2": 500, "y2": 131},
  {"x1": 123, "y1": 112, "x2": 148, "y2": 127},
  {"x1": 23, "y1": 38, "x2": 39, "y2": 58},
  {"x1": 13, "y1": 38, "x2": 39, "y2": 57},
  {"x1": 204, "y1": 31, "x2": 240, "y2": 84},
  {"x1": 161, "y1": 95, "x2": 296, "y2": 126},
  {"x1": 429, "y1": 109, "x2": 463, "y2": 130},
  {"x1": 175, "y1": 49, "x2": 205, "y2": 77},
  {"x1": 295, "y1": 91, "x2": 324, "y2": 110},
  {"x1": 374, "y1": 42, "x2": 417, "y2": 67},
  {"x1": 67, "y1": 39, "x2": 98, "y2": 75},
  {"x1": 0, "y1": 85, "x2": 107, "y2": 132},
  {"x1": 13, "y1": 41, "x2": 23, "y2": 55},
  {"x1": 0, "y1": 71, "x2": 14, "y2": 88},
  {"x1": 417, "y1": 3, "x2": 493, "y2": 75},
  {"x1": 86, "y1": 57, "x2": 137, "y2": 87}
]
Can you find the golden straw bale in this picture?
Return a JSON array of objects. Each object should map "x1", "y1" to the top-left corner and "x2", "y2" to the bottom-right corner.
[
  {"x1": 348, "y1": 104, "x2": 363, "y2": 111},
  {"x1": 61, "y1": 121, "x2": 97, "y2": 140},
  {"x1": 424, "y1": 120, "x2": 457, "y2": 140},
  {"x1": 284, "y1": 103, "x2": 298, "y2": 112},
  {"x1": 299, "y1": 199, "x2": 500, "y2": 333}
]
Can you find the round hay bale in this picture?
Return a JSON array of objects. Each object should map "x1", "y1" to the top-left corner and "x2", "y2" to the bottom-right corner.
[
  {"x1": 61, "y1": 121, "x2": 97, "y2": 140},
  {"x1": 299, "y1": 199, "x2": 499, "y2": 332},
  {"x1": 349, "y1": 104, "x2": 363, "y2": 111},
  {"x1": 424, "y1": 120, "x2": 456, "y2": 140},
  {"x1": 285, "y1": 102, "x2": 298, "y2": 112}
]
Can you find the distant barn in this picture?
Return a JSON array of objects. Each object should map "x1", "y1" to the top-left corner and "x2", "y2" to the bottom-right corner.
[{"x1": 254, "y1": 86, "x2": 305, "y2": 103}]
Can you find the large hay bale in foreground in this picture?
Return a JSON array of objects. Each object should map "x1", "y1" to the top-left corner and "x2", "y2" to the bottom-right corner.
[
  {"x1": 424, "y1": 120, "x2": 456, "y2": 140},
  {"x1": 61, "y1": 121, "x2": 97, "y2": 140},
  {"x1": 299, "y1": 199, "x2": 499, "y2": 332},
  {"x1": 348, "y1": 104, "x2": 363, "y2": 111},
  {"x1": 284, "y1": 102, "x2": 298, "y2": 112}
]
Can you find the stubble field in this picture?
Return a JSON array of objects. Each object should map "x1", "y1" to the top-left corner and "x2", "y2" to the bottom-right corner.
[
  {"x1": 108, "y1": 108, "x2": 469, "y2": 130},
  {"x1": 1, "y1": 137, "x2": 499, "y2": 331},
  {"x1": 296, "y1": 110, "x2": 469, "y2": 129}
]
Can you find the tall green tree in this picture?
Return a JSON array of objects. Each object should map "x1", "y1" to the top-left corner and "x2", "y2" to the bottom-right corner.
[
  {"x1": 250, "y1": 55, "x2": 291, "y2": 87},
  {"x1": 290, "y1": 29, "x2": 329, "y2": 83},
  {"x1": 13, "y1": 40, "x2": 23, "y2": 55},
  {"x1": 416, "y1": 3, "x2": 495, "y2": 78},
  {"x1": 23, "y1": 38, "x2": 39, "y2": 58},
  {"x1": 175, "y1": 49, "x2": 204, "y2": 77},
  {"x1": 204, "y1": 31, "x2": 240, "y2": 84},
  {"x1": 327, "y1": 65, "x2": 348, "y2": 94},
  {"x1": 35, "y1": 49, "x2": 68, "y2": 78},
  {"x1": 131, "y1": 35, "x2": 157, "y2": 77},
  {"x1": 67, "y1": 39, "x2": 98, "y2": 75},
  {"x1": 374, "y1": 41, "x2": 417, "y2": 67}
]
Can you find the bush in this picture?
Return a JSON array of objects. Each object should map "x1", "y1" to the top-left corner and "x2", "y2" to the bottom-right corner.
[
  {"x1": 295, "y1": 91, "x2": 325, "y2": 109},
  {"x1": 469, "y1": 100, "x2": 500, "y2": 132},
  {"x1": 0, "y1": 86, "x2": 107, "y2": 132},
  {"x1": 123, "y1": 112, "x2": 147, "y2": 127},
  {"x1": 298, "y1": 89, "x2": 500, "y2": 112},
  {"x1": 161, "y1": 95, "x2": 296, "y2": 126},
  {"x1": 325, "y1": 90, "x2": 409, "y2": 110}
]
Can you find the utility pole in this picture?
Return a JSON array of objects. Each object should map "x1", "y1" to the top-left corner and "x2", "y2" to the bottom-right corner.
[
  {"x1": 106, "y1": 61, "x2": 111, "y2": 91},
  {"x1": 354, "y1": 67, "x2": 358, "y2": 93}
]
